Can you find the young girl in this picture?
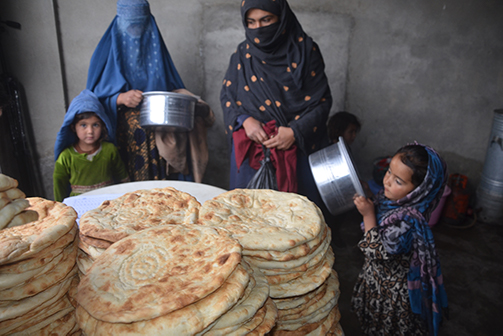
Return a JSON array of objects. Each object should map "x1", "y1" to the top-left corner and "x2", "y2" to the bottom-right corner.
[
  {"x1": 53, "y1": 89, "x2": 129, "y2": 202},
  {"x1": 327, "y1": 111, "x2": 361, "y2": 145},
  {"x1": 352, "y1": 143, "x2": 448, "y2": 336}
]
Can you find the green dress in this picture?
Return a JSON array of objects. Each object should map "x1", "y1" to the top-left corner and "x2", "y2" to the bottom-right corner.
[{"x1": 53, "y1": 141, "x2": 129, "y2": 202}]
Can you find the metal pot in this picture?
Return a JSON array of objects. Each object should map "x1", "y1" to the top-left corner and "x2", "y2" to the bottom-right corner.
[
  {"x1": 309, "y1": 137, "x2": 365, "y2": 216},
  {"x1": 139, "y1": 91, "x2": 197, "y2": 131}
]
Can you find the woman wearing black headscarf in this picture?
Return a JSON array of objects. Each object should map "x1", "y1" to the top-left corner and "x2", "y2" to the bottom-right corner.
[{"x1": 221, "y1": 0, "x2": 332, "y2": 207}]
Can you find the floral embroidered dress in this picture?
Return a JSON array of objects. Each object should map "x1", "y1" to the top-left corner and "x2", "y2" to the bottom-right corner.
[{"x1": 351, "y1": 145, "x2": 449, "y2": 336}]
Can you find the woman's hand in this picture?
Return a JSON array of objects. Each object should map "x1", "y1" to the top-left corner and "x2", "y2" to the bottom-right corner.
[
  {"x1": 263, "y1": 126, "x2": 295, "y2": 150},
  {"x1": 117, "y1": 90, "x2": 143, "y2": 108},
  {"x1": 243, "y1": 117, "x2": 267, "y2": 143}
]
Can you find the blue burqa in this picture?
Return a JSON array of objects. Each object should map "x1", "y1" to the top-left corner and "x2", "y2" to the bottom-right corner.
[{"x1": 86, "y1": 0, "x2": 185, "y2": 140}]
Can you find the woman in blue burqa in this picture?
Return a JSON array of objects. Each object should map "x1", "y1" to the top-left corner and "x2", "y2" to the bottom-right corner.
[{"x1": 87, "y1": 0, "x2": 214, "y2": 182}]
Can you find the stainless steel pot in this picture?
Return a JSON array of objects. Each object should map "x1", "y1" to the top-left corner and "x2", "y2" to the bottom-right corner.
[
  {"x1": 309, "y1": 137, "x2": 365, "y2": 216},
  {"x1": 139, "y1": 91, "x2": 197, "y2": 131}
]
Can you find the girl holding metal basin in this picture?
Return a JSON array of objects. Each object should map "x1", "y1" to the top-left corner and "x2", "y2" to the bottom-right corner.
[{"x1": 352, "y1": 143, "x2": 449, "y2": 336}]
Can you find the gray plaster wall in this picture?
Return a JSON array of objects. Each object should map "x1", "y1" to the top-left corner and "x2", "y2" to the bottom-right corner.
[{"x1": 1, "y1": 0, "x2": 502, "y2": 200}]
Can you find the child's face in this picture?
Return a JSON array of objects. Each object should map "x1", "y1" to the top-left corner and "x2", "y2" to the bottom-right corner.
[
  {"x1": 342, "y1": 123, "x2": 359, "y2": 145},
  {"x1": 383, "y1": 154, "x2": 416, "y2": 201},
  {"x1": 73, "y1": 115, "x2": 103, "y2": 146}
]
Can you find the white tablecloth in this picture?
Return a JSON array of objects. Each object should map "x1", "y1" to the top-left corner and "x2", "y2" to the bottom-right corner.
[{"x1": 63, "y1": 181, "x2": 227, "y2": 224}]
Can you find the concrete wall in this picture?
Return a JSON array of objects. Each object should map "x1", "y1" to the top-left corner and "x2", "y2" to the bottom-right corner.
[{"x1": 1, "y1": 0, "x2": 502, "y2": 199}]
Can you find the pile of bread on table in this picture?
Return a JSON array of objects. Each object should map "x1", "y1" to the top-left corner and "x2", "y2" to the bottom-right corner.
[
  {"x1": 0, "y1": 174, "x2": 80, "y2": 335},
  {"x1": 1, "y1": 172, "x2": 343, "y2": 336}
]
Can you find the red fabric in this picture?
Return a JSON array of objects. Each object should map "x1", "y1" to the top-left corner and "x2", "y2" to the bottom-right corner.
[{"x1": 233, "y1": 120, "x2": 297, "y2": 192}]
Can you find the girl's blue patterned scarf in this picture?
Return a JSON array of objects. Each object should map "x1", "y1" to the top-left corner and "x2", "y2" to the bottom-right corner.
[{"x1": 374, "y1": 144, "x2": 448, "y2": 336}]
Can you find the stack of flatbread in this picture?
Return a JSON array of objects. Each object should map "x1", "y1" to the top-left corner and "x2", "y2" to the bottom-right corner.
[
  {"x1": 199, "y1": 189, "x2": 344, "y2": 335},
  {"x1": 76, "y1": 187, "x2": 201, "y2": 277},
  {"x1": 76, "y1": 224, "x2": 277, "y2": 335},
  {"x1": 0, "y1": 174, "x2": 38, "y2": 230},
  {"x1": 0, "y1": 197, "x2": 80, "y2": 335}
]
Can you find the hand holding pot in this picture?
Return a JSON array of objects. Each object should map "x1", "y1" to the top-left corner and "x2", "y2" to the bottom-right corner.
[{"x1": 117, "y1": 90, "x2": 143, "y2": 108}]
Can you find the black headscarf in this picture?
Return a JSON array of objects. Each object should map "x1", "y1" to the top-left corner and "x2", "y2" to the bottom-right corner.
[{"x1": 221, "y1": 0, "x2": 332, "y2": 154}]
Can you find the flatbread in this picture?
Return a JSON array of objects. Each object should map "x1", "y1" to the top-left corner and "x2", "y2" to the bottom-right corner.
[
  {"x1": 79, "y1": 187, "x2": 201, "y2": 242},
  {"x1": 77, "y1": 225, "x2": 242, "y2": 323},
  {"x1": 199, "y1": 189, "x2": 325, "y2": 251},
  {"x1": 0, "y1": 245, "x2": 65, "y2": 275},
  {"x1": 278, "y1": 284, "x2": 328, "y2": 319},
  {"x1": 275, "y1": 298, "x2": 337, "y2": 331},
  {"x1": 0, "y1": 174, "x2": 18, "y2": 192},
  {"x1": 0, "y1": 273, "x2": 74, "y2": 322},
  {"x1": 67, "y1": 274, "x2": 80, "y2": 308},
  {"x1": 270, "y1": 304, "x2": 340, "y2": 336},
  {"x1": 76, "y1": 263, "x2": 250, "y2": 335},
  {"x1": 0, "y1": 249, "x2": 78, "y2": 300},
  {"x1": 0, "y1": 295, "x2": 73, "y2": 335},
  {"x1": 269, "y1": 247, "x2": 334, "y2": 298},
  {"x1": 0, "y1": 199, "x2": 77, "y2": 265},
  {"x1": 0, "y1": 199, "x2": 30, "y2": 230},
  {"x1": 0, "y1": 188, "x2": 26, "y2": 201},
  {"x1": 34, "y1": 309, "x2": 78, "y2": 336},
  {"x1": 25, "y1": 197, "x2": 63, "y2": 219},
  {"x1": 205, "y1": 296, "x2": 270, "y2": 336},
  {"x1": 279, "y1": 270, "x2": 340, "y2": 321},
  {"x1": 76, "y1": 249, "x2": 94, "y2": 276},
  {"x1": 305, "y1": 306, "x2": 341, "y2": 336},
  {"x1": 79, "y1": 242, "x2": 106, "y2": 260},
  {"x1": 0, "y1": 242, "x2": 72, "y2": 291},
  {"x1": 79, "y1": 232, "x2": 112, "y2": 249},
  {"x1": 7, "y1": 304, "x2": 74, "y2": 336},
  {"x1": 243, "y1": 225, "x2": 328, "y2": 262},
  {"x1": 210, "y1": 261, "x2": 269, "y2": 330},
  {"x1": 265, "y1": 245, "x2": 334, "y2": 285},
  {"x1": 245, "y1": 227, "x2": 331, "y2": 270},
  {"x1": 327, "y1": 321, "x2": 344, "y2": 336},
  {"x1": 247, "y1": 297, "x2": 278, "y2": 336},
  {"x1": 273, "y1": 278, "x2": 329, "y2": 311},
  {"x1": 0, "y1": 195, "x2": 10, "y2": 209},
  {"x1": 6, "y1": 210, "x2": 39, "y2": 228}
]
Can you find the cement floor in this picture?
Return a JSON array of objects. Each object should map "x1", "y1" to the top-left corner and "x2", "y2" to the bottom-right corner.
[{"x1": 330, "y1": 208, "x2": 503, "y2": 336}]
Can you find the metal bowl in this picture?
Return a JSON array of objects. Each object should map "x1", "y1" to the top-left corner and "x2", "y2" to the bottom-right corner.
[
  {"x1": 139, "y1": 91, "x2": 197, "y2": 131},
  {"x1": 309, "y1": 137, "x2": 365, "y2": 216}
]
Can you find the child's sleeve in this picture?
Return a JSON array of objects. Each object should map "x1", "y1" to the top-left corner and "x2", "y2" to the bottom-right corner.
[{"x1": 53, "y1": 154, "x2": 71, "y2": 202}]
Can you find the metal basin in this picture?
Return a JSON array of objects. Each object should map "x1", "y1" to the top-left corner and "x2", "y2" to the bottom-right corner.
[
  {"x1": 139, "y1": 91, "x2": 197, "y2": 131},
  {"x1": 309, "y1": 137, "x2": 365, "y2": 216}
]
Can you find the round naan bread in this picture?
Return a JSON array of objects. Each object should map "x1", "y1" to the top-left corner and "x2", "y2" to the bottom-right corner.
[
  {"x1": 76, "y1": 224, "x2": 242, "y2": 323},
  {"x1": 269, "y1": 248, "x2": 334, "y2": 298},
  {"x1": 207, "y1": 261, "x2": 270, "y2": 331},
  {"x1": 76, "y1": 263, "x2": 250, "y2": 335},
  {"x1": 79, "y1": 187, "x2": 201, "y2": 242},
  {"x1": 242, "y1": 224, "x2": 328, "y2": 262},
  {"x1": 0, "y1": 199, "x2": 77, "y2": 265},
  {"x1": 0, "y1": 174, "x2": 18, "y2": 192},
  {"x1": 199, "y1": 189, "x2": 325, "y2": 251}
]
